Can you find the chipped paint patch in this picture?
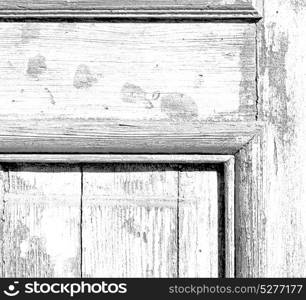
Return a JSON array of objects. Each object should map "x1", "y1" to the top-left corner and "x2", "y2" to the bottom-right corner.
[
  {"x1": 239, "y1": 26, "x2": 256, "y2": 113},
  {"x1": 265, "y1": 25, "x2": 297, "y2": 149},
  {"x1": 121, "y1": 83, "x2": 159, "y2": 109},
  {"x1": 290, "y1": 0, "x2": 306, "y2": 13},
  {"x1": 161, "y1": 93, "x2": 198, "y2": 120},
  {"x1": 121, "y1": 83, "x2": 146, "y2": 104},
  {"x1": 3, "y1": 221, "x2": 54, "y2": 277},
  {"x1": 122, "y1": 217, "x2": 148, "y2": 243},
  {"x1": 27, "y1": 54, "x2": 47, "y2": 78},
  {"x1": 73, "y1": 64, "x2": 98, "y2": 89}
]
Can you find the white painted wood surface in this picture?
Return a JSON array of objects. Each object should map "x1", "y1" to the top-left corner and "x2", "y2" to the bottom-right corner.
[
  {"x1": 0, "y1": 159, "x2": 233, "y2": 277},
  {"x1": 82, "y1": 164, "x2": 178, "y2": 277},
  {"x1": 0, "y1": 23, "x2": 255, "y2": 121},
  {"x1": 0, "y1": 120, "x2": 261, "y2": 154},
  {"x1": 82, "y1": 164, "x2": 222, "y2": 277},
  {"x1": 235, "y1": 0, "x2": 306, "y2": 277},
  {"x1": 260, "y1": 0, "x2": 306, "y2": 277},
  {"x1": 0, "y1": 21, "x2": 258, "y2": 154},
  {"x1": 178, "y1": 170, "x2": 219, "y2": 277},
  {"x1": 0, "y1": 165, "x2": 81, "y2": 277},
  {"x1": 0, "y1": 166, "x2": 5, "y2": 278}
]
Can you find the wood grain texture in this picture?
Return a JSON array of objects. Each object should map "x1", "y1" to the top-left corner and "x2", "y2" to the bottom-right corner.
[
  {"x1": 0, "y1": 166, "x2": 6, "y2": 278},
  {"x1": 0, "y1": 154, "x2": 232, "y2": 164},
  {"x1": 82, "y1": 164, "x2": 226, "y2": 277},
  {"x1": 82, "y1": 164, "x2": 178, "y2": 277},
  {"x1": 235, "y1": 0, "x2": 306, "y2": 277},
  {"x1": 259, "y1": 0, "x2": 306, "y2": 277},
  {"x1": 1, "y1": 161, "x2": 233, "y2": 277},
  {"x1": 0, "y1": 119, "x2": 262, "y2": 154},
  {"x1": 224, "y1": 157, "x2": 235, "y2": 278},
  {"x1": 0, "y1": 0, "x2": 254, "y2": 9},
  {"x1": 0, "y1": 23, "x2": 256, "y2": 121},
  {"x1": 0, "y1": 22, "x2": 258, "y2": 153},
  {"x1": 0, "y1": 1, "x2": 260, "y2": 20},
  {"x1": 235, "y1": 133, "x2": 264, "y2": 277},
  {"x1": 0, "y1": 165, "x2": 81, "y2": 277},
  {"x1": 178, "y1": 170, "x2": 219, "y2": 277}
]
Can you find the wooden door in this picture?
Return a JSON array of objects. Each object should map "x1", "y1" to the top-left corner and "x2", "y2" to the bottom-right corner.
[
  {"x1": 0, "y1": 163, "x2": 224, "y2": 278},
  {"x1": 1, "y1": 0, "x2": 305, "y2": 278}
]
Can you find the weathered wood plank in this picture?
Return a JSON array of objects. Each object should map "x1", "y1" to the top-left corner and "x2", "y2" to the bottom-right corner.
[
  {"x1": 0, "y1": 154, "x2": 232, "y2": 164},
  {"x1": 0, "y1": 0, "x2": 254, "y2": 9},
  {"x1": 236, "y1": 0, "x2": 306, "y2": 277},
  {"x1": 82, "y1": 164, "x2": 178, "y2": 277},
  {"x1": 0, "y1": 119, "x2": 262, "y2": 154},
  {"x1": 259, "y1": 0, "x2": 306, "y2": 277},
  {"x1": 178, "y1": 169, "x2": 219, "y2": 277},
  {"x1": 235, "y1": 133, "x2": 264, "y2": 277},
  {"x1": 0, "y1": 1, "x2": 260, "y2": 20},
  {"x1": 0, "y1": 165, "x2": 7, "y2": 277},
  {"x1": 0, "y1": 165, "x2": 81, "y2": 277},
  {"x1": 224, "y1": 157, "x2": 235, "y2": 278},
  {"x1": 0, "y1": 23, "x2": 256, "y2": 122}
]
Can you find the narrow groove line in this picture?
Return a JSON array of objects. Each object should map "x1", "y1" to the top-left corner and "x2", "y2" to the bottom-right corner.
[
  {"x1": 177, "y1": 169, "x2": 180, "y2": 278},
  {"x1": 80, "y1": 165, "x2": 84, "y2": 278}
]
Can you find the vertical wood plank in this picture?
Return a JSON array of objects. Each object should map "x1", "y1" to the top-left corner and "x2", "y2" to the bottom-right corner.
[
  {"x1": 0, "y1": 165, "x2": 8, "y2": 278},
  {"x1": 235, "y1": 134, "x2": 264, "y2": 277},
  {"x1": 259, "y1": 0, "x2": 306, "y2": 277},
  {"x1": 82, "y1": 164, "x2": 178, "y2": 277},
  {"x1": 0, "y1": 164, "x2": 81, "y2": 277},
  {"x1": 236, "y1": 0, "x2": 306, "y2": 277},
  {"x1": 178, "y1": 169, "x2": 219, "y2": 277},
  {"x1": 224, "y1": 158, "x2": 235, "y2": 278}
]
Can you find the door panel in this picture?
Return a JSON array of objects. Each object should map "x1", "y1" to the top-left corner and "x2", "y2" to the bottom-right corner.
[
  {"x1": 0, "y1": 23, "x2": 255, "y2": 122},
  {"x1": 179, "y1": 170, "x2": 218, "y2": 278},
  {"x1": 82, "y1": 164, "x2": 178, "y2": 277},
  {"x1": 0, "y1": 165, "x2": 81, "y2": 277},
  {"x1": 82, "y1": 164, "x2": 220, "y2": 277},
  {"x1": 0, "y1": 163, "x2": 222, "y2": 277}
]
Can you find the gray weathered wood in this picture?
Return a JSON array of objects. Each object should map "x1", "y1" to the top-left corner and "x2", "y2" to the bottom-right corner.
[
  {"x1": 235, "y1": 0, "x2": 306, "y2": 277},
  {"x1": 0, "y1": 154, "x2": 232, "y2": 164},
  {"x1": 0, "y1": 23, "x2": 256, "y2": 122},
  {"x1": 0, "y1": 21, "x2": 259, "y2": 153},
  {"x1": 1, "y1": 157, "x2": 234, "y2": 278},
  {"x1": 82, "y1": 164, "x2": 178, "y2": 277},
  {"x1": 235, "y1": 133, "x2": 264, "y2": 277},
  {"x1": 0, "y1": 119, "x2": 262, "y2": 154},
  {"x1": 0, "y1": 166, "x2": 6, "y2": 278},
  {"x1": 0, "y1": 165, "x2": 81, "y2": 277},
  {"x1": 0, "y1": 1, "x2": 260, "y2": 20},
  {"x1": 179, "y1": 170, "x2": 219, "y2": 277},
  {"x1": 224, "y1": 157, "x2": 235, "y2": 278},
  {"x1": 82, "y1": 164, "x2": 229, "y2": 277}
]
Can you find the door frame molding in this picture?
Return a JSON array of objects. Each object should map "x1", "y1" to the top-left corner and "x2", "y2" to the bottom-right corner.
[
  {"x1": 0, "y1": 153, "x2": 236, "y2": 278},
  {"x1": 0, "y1": 1, "x2": 261, "y2": 21}
]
